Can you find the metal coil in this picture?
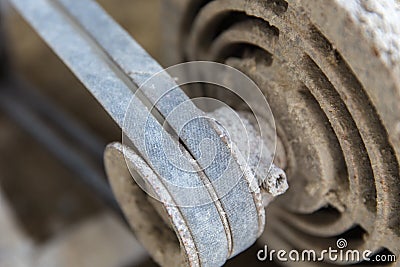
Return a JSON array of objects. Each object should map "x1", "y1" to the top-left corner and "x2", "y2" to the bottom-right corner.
[{"x1": 162, "y1": 0, "x2": 400, "y2": 264}]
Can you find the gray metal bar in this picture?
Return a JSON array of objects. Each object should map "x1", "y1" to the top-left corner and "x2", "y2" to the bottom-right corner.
[
  {"x1": 53, "y1": 0, "x2": 263, "y2": 257},
  {"x1": 8, "y1": 1, "x2": 231, "y2": 265},
  {"x1": 9, "y1": 0, "x2": 135, "y2": 127},
  {"x1": 7, "y1": 0, "x2": 270, "y2": 265}
]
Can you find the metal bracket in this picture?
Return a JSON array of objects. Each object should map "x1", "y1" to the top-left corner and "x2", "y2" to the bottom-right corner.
[{"x1": 8, "y1": 0, "x2": 288, "y2": 266}]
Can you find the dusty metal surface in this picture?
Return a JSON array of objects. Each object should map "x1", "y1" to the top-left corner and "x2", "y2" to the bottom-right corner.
[
  {"x1": 8, "y1": 0, "x2": 288, "y2": 265},
  {"x1": 0, "y1": 1, "x2": 160, "y2": 266},
  {"x1": 105, "y1": 108, "x2": 287, "y2": 267},
  {"x1": 162, "y1": 0, "x2": 400, "y2": 265},
  {"x1": 3, "y1": 0, "x2": 399, "y2": 265}
]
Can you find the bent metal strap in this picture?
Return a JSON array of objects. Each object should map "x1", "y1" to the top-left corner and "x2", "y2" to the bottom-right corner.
[{"x1": 8, "y1": 0, "x2": 281, "y2": 265}]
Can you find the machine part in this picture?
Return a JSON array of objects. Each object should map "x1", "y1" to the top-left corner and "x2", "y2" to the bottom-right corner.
[
  {"x1": 1, "y1": 4, "x2": 119, "y2": 216},
  {"x1": 207, "y1": 107, "x2": 288, "y2": 202},
  {"x1": 105, "y1": 108, "x2": 287, "y2": 267},
  {"x1": 8, "y1": 0, "x2": 288, "y2": 266},
  {"x1": 162, "y1": 0, "x2": 400, "y2": 265},
  {"x1": 105, "y1": 143, "x2": 193, "y2": 267}
]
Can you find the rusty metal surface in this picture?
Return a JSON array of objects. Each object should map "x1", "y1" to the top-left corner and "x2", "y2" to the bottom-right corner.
[
  {"x1": 7, "y1": 0, "x2": 288, "y2": 265},
  {"x1": 1, "y1": 0, "x2": 399, "y2": 265},
  {"x1": 105, "y1": 108, "x2": 287, "y2": 267},
  {"x1": 162, "y1": 0, "x2": 400, "y2": 265}
]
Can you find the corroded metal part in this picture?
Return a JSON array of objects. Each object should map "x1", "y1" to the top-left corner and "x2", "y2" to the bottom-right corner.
[
  {"x1": 162, "y1": 0, "x2": 400, "y2": 264},
  {"x1": 8, "y1": 1, "x2": 285, "y2": 264},
  {"x1": 105, "y1": 142, "x2": 197, "y2": 267},
  {"x1": 105, "y1": 109, "x2": 288, "y2": 267},
  {"x1": 7, "y1": 0, "x2": 287, "y2": 264},
  {"x1": 209, "y1": 108, "x2": 288, "y2": 202}
]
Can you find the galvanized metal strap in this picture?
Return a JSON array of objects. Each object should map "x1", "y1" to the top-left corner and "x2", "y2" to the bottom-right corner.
[
  {"x1": 8, "y1": 0, "x2": 267, "y2": 265},
  {"x1": 52, "y1": 0, "x2": 264, "y2": 257}
]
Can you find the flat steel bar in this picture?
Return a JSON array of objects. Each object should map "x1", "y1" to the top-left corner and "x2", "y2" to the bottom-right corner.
[
  {"x1": 8, "y1": 1, "x2": 232, "y2": 265},
  {"x1": 54, "y1": 0, "x2": 263, "y2": 257},
  {"x1": 7, "y1": 0, "x2": 270, "y2": 264}
]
